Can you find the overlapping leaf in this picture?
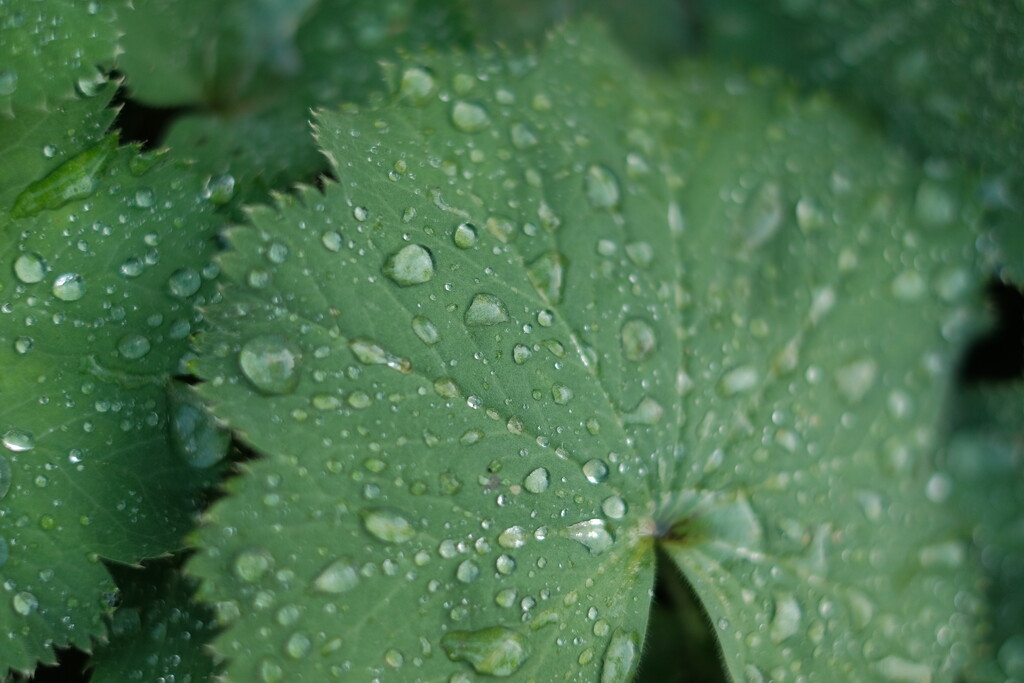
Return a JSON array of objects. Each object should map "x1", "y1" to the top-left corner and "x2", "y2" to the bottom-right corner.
[
  {"x1": 0, "y1": 80, "x2": 227, "y2": 671},
  {"x1": 190, "y1": 24, "x2": 986, "y2": 681}
]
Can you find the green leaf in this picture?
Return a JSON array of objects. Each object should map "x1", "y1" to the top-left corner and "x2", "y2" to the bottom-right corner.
[
  {"x1": 0, "y1": 84, "x2": 227, "y2": 672},
  {"x1": 116, "y1": 0, "x2": 470, "y2": 214},
  {"x1": 190, "y1": 24, "x2": 984, "y2": 681},
  {"x1": 88, "y1": 557, "x2": 220, "y2": 683},
  {"x1": 0, "y1": 0, "x2": 128, "y2": 114}
]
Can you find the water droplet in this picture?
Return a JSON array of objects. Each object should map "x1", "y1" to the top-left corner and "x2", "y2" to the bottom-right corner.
[
  {"x1": 918, "y1": 540, "x2": 965, "y2": 569},
  {"x1": 14, "y1": 253, "x2": 47, "y2": 284},
  {"x1": 498, "y1": 526, "x2": 528, "y2": 549},
  {"x1": 441, "y1": 627, "x2": 529, "y2": 677},
  {"x1": 600, "y1": 630, "x2": 639, "y2": 683},
  {"x1": 622, "y1": 396, "x2": 664, "y2": 424},
  {"x1": 451, "y1": 101, "x2": 490, "y2": 133},
  {"x1": 434, "y1": 377, "x2": 461, "y2": 399},
  {"x1": 524, "y1": 468, "x2": 549, "y2": 493},
  {"x1": 233, "y1": 548, "x2": 274, "y2": 583},
  {"x1": 169, "y1": 383, "x2": 230, "y2": 468},
  {"x1": 453, "y1": 222, "x2": 478, "y2": 248},
  {"x1": 12, "y1": 591, "x2": 37, "y2": 616},
  {"x1": 119, "y1": 257, "x2": 144, "y2": 278},
  {"x1": 769, "y1": 594, "x2": 801, "y2": 642},
  {"x1": 412, "y1": 315, "x2": 439, "y2": 345},
  {"x1": 510, "y1": 122, "x2": 539, "y2": 149},
  {"x1": 551, "y1": 384, "x2": 573, "y2": 405},
  {"x1": 526, "y1": 252, "x2": 566, "y2": 304},
  {"x1": 459, "y1": 429, "x2": 484, "y2": 446},
  {"x1": 620, "y1": 319, "x2": 656, "y2": 362},
  {"x1": 285, "y1": 631, "x2": 311, "y2": 659},
  {"x1": 384, "y1": 648, "x2": 405, "y2": 668},
  {"x1": 311, "y1": 557, "x2": 362, "y2": 595},
  {"x1": 0, "y1": 70, "x2": 17, "y2": 95},
  {"x1": 742, "y1": 182, "x2": 783, "y2": 249},
  {"x1": 914, "y1": 180, "x2": 956, "y2": 225},
  {"x1": 584, "y1": 165, "x2": 621, "y2": 209},
  {"x1": 168, "y1": 267, "x2": 202, "y2": 298},
  {"x1": 259, "y1": 658, "x2": 283, "y2": 683},
  {"x1": 835, "y1": 359, "x2": 878, "y2": 403},
  {"x1": 239, "y1": 335, "x2": 303, "y2": 395},
  {"x1": 495, "y1": 554, "x2": 516, "y2": 575},
  {"x1": 203, "y1": 174, "x2": 236, "y2": 204},
  {"x1": 465, "y1": 293, "x2": 509, "y2": 326},
  {"x1": 14, "y1": 336, "x2": 33, "y2": 354},
  {"x1": 601, "y1": 496, "x2": 627, "y2": 520},
  {"x1": 720, "y1": 366, "x2": 759, "y2": 395},
  {"x1": 349, "y1": 338, "x2": 410, "y2": 372},
  {"x1": 383, "y1": 244, "x2": 435, "y2": 286},
  {"x1": 513, "y1": 344, "x2": 532, "y2": 364},
  {"x1": 876, "y1": 656, "x2": 932, "y2": 682},
  {"x1": 361, "y1": 507, "x2": 415, "y2": 543},
  {"x1": 456, "y1": 560, "x2": 480, "y2": 583},
  {"x1": 582, "y1": 459, "x2": 609, "y2": 484},
  {"x1": 135, "y1": 187, "x2": 155, "y2": 208},
  {"x1": 2, "y1": 428, "x2": 35, "y2": 453},
  {"x1": 12, "y1": 135, "x2": 116, "y2": 218},
  {"x1": 52, "y1": 273, "x2": 86, "y2": 301},
  {"x1": 117, "y1": 334, "x2": 151, "y2": 360},
  {"x1": 321, "y1": 231, "x2": 343, "y2": 252},
  {"x1": 400, "y1": 67, "x2": 436, "y2": 105},
  {"x1": 567, "y1": 519, "x2": 614, "y2": 554}
]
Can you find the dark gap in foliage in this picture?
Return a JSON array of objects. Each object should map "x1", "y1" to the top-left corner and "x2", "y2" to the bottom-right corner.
[
  {"x1": 959, "y1": 279, "x2": 1024, "y2": 383},
  {"x1": 636, "y1": 546, "x2": 729, "y2": 683},
  {"x1": 12, "y1": 646, "x2": 91, "y2": 683},
  {"x1": 110, "y1": 85, "x2": 194, "y2": 151}
]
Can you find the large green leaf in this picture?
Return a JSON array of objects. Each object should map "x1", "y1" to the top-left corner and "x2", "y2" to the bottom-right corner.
[
  {"x1": 190, "y1": 24, "x2": 984, "y2": 681},
  {"x1": 0, "y1": 83, "x2": 228, "y2": 672}
]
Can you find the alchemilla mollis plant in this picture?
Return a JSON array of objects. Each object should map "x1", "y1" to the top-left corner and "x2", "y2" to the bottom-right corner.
[{"x1": 1, "y1": 1, "x2": 1022, "y2": 682}]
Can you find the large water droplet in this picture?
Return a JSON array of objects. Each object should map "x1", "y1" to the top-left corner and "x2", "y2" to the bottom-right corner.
[
  {"x1": 361, "y1": 507, "x2": 415, "y2": 543},
  {"x1": 383, "y1": 244, "x2": 435, "y2": 286},
  {"x1": 239, "y1": 335, "x2": 303, "y2": 395},
  {"x1": 412, "y1": 315, "x2": 439, "y2": 345},
  {"x1": 523, "y1": 468, "x2": 549, "y2": 494},
  {"x1": 285, "y1": 631, "x2": 311, "y2": 659},
  {"x1": 465, "y1": 293, "x2": 509, "y2": 326},
  {"x1": 168, "y1": 383, "x2": 230, "y2": 468},
  {"x1": 52, "y1": 273, "x2": 86, "y2": 301},
  {"x1": 601, "y1": 496, "x2": 627, "y2": 520},
  {"x1": 442, "y1": 627, "x2": 529, "y2": 677},
  {"x1": 451, "y1": 101, "x2": 490, "y2": 133},
  {"x1": 584, "y1": 165, "x2": 621, "y2": 209},
  {"x1": 527, "y1": 252, "x2": 566, "y2": 304},
  {"x1": 453, "y1": 222, "x2": 478, "y2": 248},
  {"x1": 202, "y1": 174, "x2": 236, "y2": 204},
  {"x1": 582, "y1": 459, "x2": 609, "y2": 484},
  {"x1": 769, "y1": 594, "x2": 802, "y2": 642},
  {"x1": 600, "y1": 629, "x2": 639, "y2": 683},
  {"x1": 313, "y1": 558, "x2": 359, "y2": 594},
  {"x1": 117, "y1": 334, "x2": 151, "y2": 360},
  {"x1": 14, "y1": 253, "x2": 47, "y2": 284},
  {"x1": 456, "y1": 560, "x2": 480, "y2": 583},
  {"x1": 12, "y1": 591, "x2": 37, "y2": 616},
  {"x1": 498, "y1": 526, "x2": 528, "y2": 549},
  {"x1": 620, "y1": 319, "x2": 656, "y2": 362},
  {"x1": 2, "y1": 428, "x2": 35, "y2": 453},
  {"x1": 349, "y1": 338, "x2": 410, "y2": 372},
  {"x1": 551, "y1": 384, "x2": 574, "y2": 405},
  {"x1": 567, "y1": 519, "x2": 614, "y2": 554},
  {"x1": 233, "y1": 548, "x2": 274, "y2": 583},
  {"x1": 400, "y1": 67, "x2": 436, "y2": 105},
  {"x1": 168, "y1": 267, "x2": 202, "y2": 298}
]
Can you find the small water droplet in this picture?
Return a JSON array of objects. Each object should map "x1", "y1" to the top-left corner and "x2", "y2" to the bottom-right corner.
[
  {"x1": 582, "y1": 459, "x2": 609, "y2": 484},
  {"x1": 233, "y1": 548, "x2": 274, "y2": 583},
  {"x1": 313, "y1": 558, "x2": 360, "y2": 594},
  {"x1": 52, "y1": 273, "x2": 86, "y2": 301},
  {"x1": 453, "y1": 222, "x2": 478, "y2": 248},
  {"x1": 441, "y1": 627, "x2": 529, "y2": 677},
  {"x1": 14, "y1": 336, "x2": 33, "y2": 354},
  {"x1": 601, "y1": 496, "x2": 627, "y2": 520},
  {"x1": 465, "y1": 293, "x2": 509, "y2": 326},
  {"x1": 456, "y1": 560, "x2": 480, "y2": 583},
  {"x1": 584, "y1": 165, "x2": 621, "y2": 209},
  {"x1": 622, "y1": 396, "x2": 664, "y2": 424},
  {"x1": 621, "y1": 319, "x2": 656, "y2": 362},
  {"x1": 551, "y1": 384, "x2": 574, "y2": 405},
  {"x1": 349, "y1": 338, "x2": 410, "y2": 372},
  {"x1": 451, "y1": 101, "x2": 490, "y2": 133},
  {"x1": 567, "y1": 519, "x2": 614, "y2": 554},
  {"x1": 2, "y1": 428, "x2": 36, "y2": 453},
  {"x1": 167, "y1": 267, "x2": 202, "y2": 298},
  {"x1": 498, "y1": 526, "x2": 528, "y2": 549},
  {"x1": 239, "y1": 335, "x2": 303, "y2": 395},
  {"x1": 513, "y1": 344, "x2": 532, "y2": 364},
  {"x1": 14, "y1": 253, "x2": 47, "y2": 284},
  {"x1": 742, "y1": 182, "x2": 783, "y2": 249},
  {"x1": 384, "y1": 648, "x2": 405, "y2": 668},
  {"x1": 134, "y1": 187, "x2": 155, "y2": 208},
  {"x1": 259, "y1": 658, "x2": 283, "y2": 683},
  {"x1": 434, "y1": 377, "x2": 462, "y2": 399},
  {"x1": 769, "y1": 594, "x2": 802, "y2": 642},
  {"x1": 383, "y1": 244, "x2": 435, "y2": 286},
  {"x1": 720, "y1": 366, "x2": 759, "y2": 395},
  {"x1": 510, "y1": 122, "x2": 539, "y2": 149},
  {"x1": 836, "y1": 359, "x2": 878, "y2": 403},
  {"x1": 321, "y1": 231, "x2": 343, "y2": 252},
  {"x1": 285, "y1": 631, "x2": 311, "y2": 659},
  {"x1": 117, "y1": 334, "x2": 151, "y2": 360},
  {"x1": 600, "y1": 629, "x2": 639, "y2": 683},
  {"x1": 400, "y1": 67, "x2": 436, "y2": 105},
  {"x1": 412, "y1": 315, "x2": 439, "y2": 345},
  {"x1": 527, "y1": 252, "x2": 566, "y2": 304},
  {"x1": 361, "y1": 507, "x2": 415, "y2": 543},
  {"x1": 524, "y1": 468, "x2": 549, "y2": 493},
  {"x1": 12, "y1": 591, "x2": 37, "y2": 616},
  {"x1": 353, "y1": 206, "x2": 369, "y2": 221},
  {"x1": 202, "y1": 174, "x2": 236, "y2": 204}
]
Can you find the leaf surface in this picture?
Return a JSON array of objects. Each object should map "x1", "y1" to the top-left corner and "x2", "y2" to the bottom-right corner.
[{"x1": 191, "y1": 24, "x2": 985, "y2": 682}]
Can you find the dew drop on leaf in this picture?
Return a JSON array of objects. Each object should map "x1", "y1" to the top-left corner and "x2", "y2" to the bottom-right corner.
[
  {"x1": 411, "y1": 315, "x2": 439, "y2": 345},
  {"x1": 465, "y1": 293, "x2": 509, "y2": 326},
  {"x1": 202, "y1": 173, "x2": 236, "y2": 204},
  {"x1": 526, "y1": 251, "x2": 566, "y2": 304},
  {"x1": 451, "y1": 101, "x2": 490, "y2": 133},
  {"x1": 52, "y1": 273, "x2": 86, "y2": 301},
  {"x1": 382, "y1": 244, "x2": 435, "y2": 286},
  {"x1": 620, "y1": 319, "x2": 656, "y2": 362},
  {"x1": 523, "y1": 467, "x2": 549, "y2": 493},
  {"x1": 239, "y1": 335, "x2": 303, "y2": 395},
  {"x1": 2, "y1": 428, "x2": 36, "y2": 453},
  {"x1": 584, "y1": 164, "x2": 621, "y2": 209},
  {"x1": 233, "y1": 548, "x2": 274, "y2": 583},
  {"x1": 399, "y1": 66, "x2": 436, "y2": 105},
  {"x1": 566, "y1": 519, "x2": 614, "y2": 554},
  {"x1": 453, "y1": 222, "x2": 478, "y2": 248},
  {"x1": 441, "y1": 626, "x2": 529, "y2": 677},
  {"x1": 433, "y1": 377, "x2": 462, "y2": 399},
  {"x1": 12, "y1": 591, "x2": 38, "y2": 616},
  {"x1": 600, "y1": 629, "x2": 639, "y2": 683},
  {"x1": 14, "y1": 336, "x2": 33, "y2": 354},
  {"x1": 321, "y1": 231, "x2": 343, "y2": 252},
  {"x1": 769, "y1": 593, "x2": 802, "y2": 642},
  {"x1": 134, "y1": 187, "x2": 155, "y2": 208},
  {"x1": 117, "y1": 334, "x2": 151, "y2": 360},
  {"x1": 835, "y1": 358, "x2": 878, "y2": 403},
  {"x1": 456, "y1": 560, "x2": 480, "y2": 583},
  {"x1": 313, "y1": 558, "x2": 360, "y2": 594},
  {"x1": 621, "y1": 396, "x2": 664, "y2": 424},
  {"x1": 498, "y1": 526, "x2": 528, "y2": 549},
  {"x1": 13, "y1": 253, "x2": 47, "y2": 284},
  {"x1": 601, "y1": 496, "x2": 627, "y2": 520},
  {"x1": 510, "y1": 122, "x2": 539, "y2": 149},
  {"x1": 495, "y1": 554, "x2": 516, "y2": 575},
  {"x1": 285, "y1": 632, "x2": 311, "y2": 659},
  {"x1": 0, "y1": 69, "x2": 17, "y2": 95},
  {"x1": 258, "y1": 658, "x2": 284, "y2": 683},
  {"x1": 361, "y1": 507, "x2": 415, "y2": 543},
  {"x1": 167, "y1": 267, "x2": 202, "y2": 298},
  {"x1": 582, "y1": 459, "x2": 610, "y2": 484},
  {"x1": 551, "y1": 383, "x2": 574, "y2": 405}
]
